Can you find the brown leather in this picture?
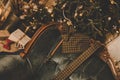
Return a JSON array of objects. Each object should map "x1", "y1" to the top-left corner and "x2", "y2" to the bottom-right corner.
[
  {"x1": 61, "y1": 33, "x2": 90, "y2": 54},
  {"x1": 20, "y1": 22, "x2": 61, "y2": 58}
]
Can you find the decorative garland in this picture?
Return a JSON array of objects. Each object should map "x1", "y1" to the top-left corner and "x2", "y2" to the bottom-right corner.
[
  {"x1": 52, "y1": 0, "x2": 120, "y2": 42},
  {"x1": 16, "y1": 0, "x2": 120, "y2": 42}
]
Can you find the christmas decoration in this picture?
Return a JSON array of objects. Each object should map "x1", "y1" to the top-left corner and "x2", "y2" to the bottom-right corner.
[
  {"x1": 52, "y1": 0, "x2": 120, "y2": 42},
  {"x1": 15, "y1": 0, "x2": 54, "y2": 37},
  {"x1": 6, "y1": 0, "x2": 119, "y2": 42}
]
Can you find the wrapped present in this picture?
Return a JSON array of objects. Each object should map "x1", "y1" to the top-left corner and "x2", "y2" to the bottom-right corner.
[{"x1": 8, "y1": 29, "x2": 31, "y2": 49}]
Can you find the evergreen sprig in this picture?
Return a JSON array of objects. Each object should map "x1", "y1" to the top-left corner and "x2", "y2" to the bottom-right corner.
[
  {"x1": 18, "y1": 0, "x2": 120, "y2": 42},
  {"x1": 52, "y1": 0, "x2": 120, "y2": 42}
]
